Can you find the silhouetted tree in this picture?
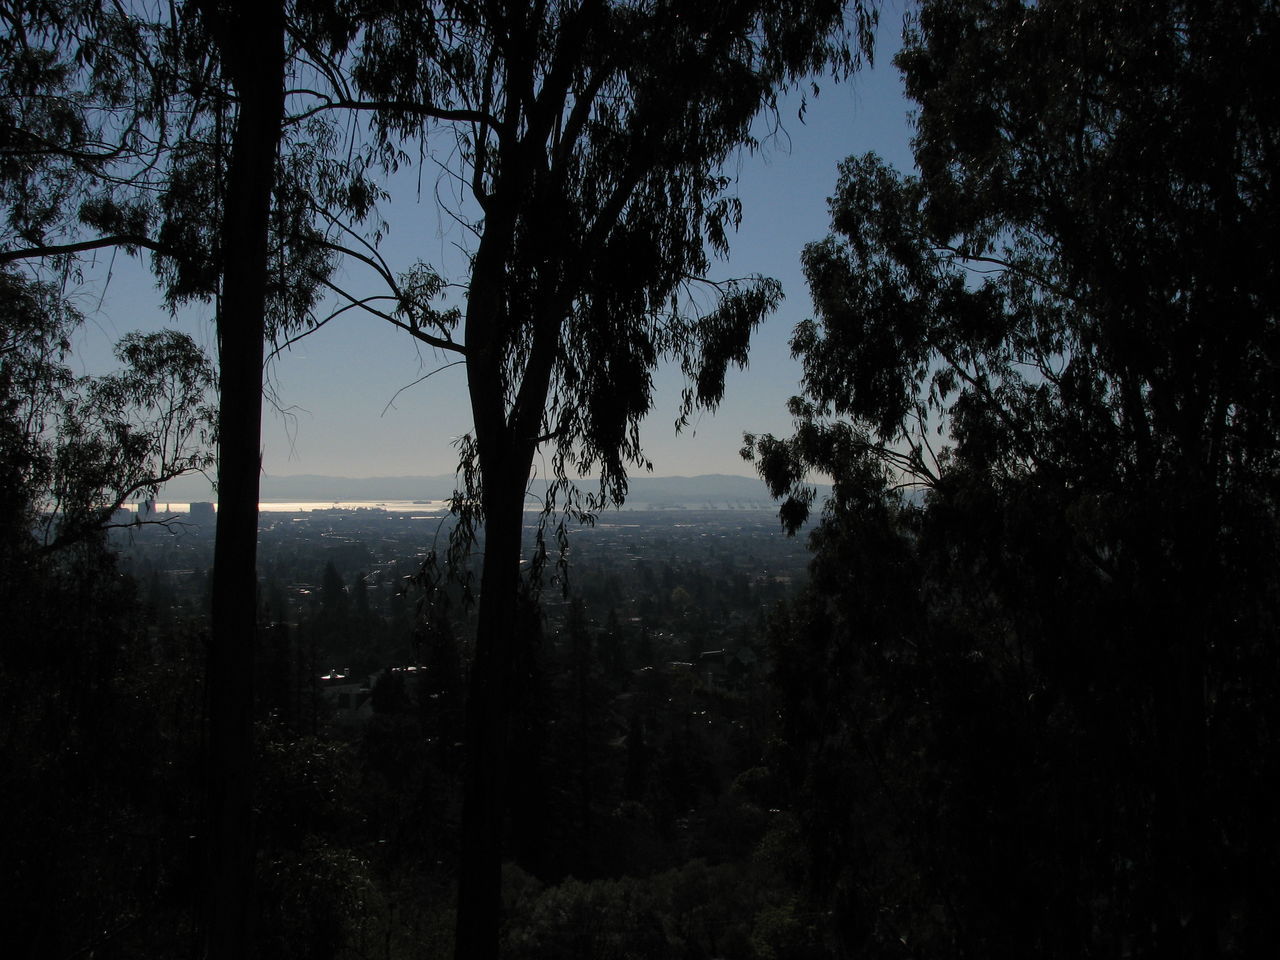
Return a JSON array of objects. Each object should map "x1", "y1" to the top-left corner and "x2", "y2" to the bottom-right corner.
[
  {"x1": 749, "y1": 2, "x2": 1280, "y2": 957},
  {"x1": 0, "y1": 4, "x2": 215, "y2": 559},
  {"x1": 0, "y1": 272, "x2": 215, "y2": 559},
  {"x1": 0, "y1": 50, "x2": 215, "y2": 936},
  {"x1": 0, "y1": 0, "x2": 173, "y2": 266},
  {"x1": 353, "y1": 4, "x2": 874, "y2": 951},
  {"x1": 177, "y1": 4, "x2": 289, "y2": 954},
  {"x1": 149, "y1": 5, "x2": 389, "y2": 951},
  {"x1": 2, "y1": 7, "x2": 383, "y2": 956}
]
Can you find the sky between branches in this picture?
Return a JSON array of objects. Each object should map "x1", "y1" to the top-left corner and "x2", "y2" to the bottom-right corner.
[{"x1": 69, "y1": 10, "x2": 913, "y2": 496}]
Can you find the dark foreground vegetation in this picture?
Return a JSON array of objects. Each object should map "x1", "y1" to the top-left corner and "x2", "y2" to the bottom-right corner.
[
  {"x1": 8, "y1": 505, "x2": 815, "y2": 958},
  {"x1": 3, "y1": 1, "x2": 1278, "y2": 958}
]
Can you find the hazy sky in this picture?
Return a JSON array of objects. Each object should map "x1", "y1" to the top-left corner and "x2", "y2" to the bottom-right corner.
[{"x1": 71, "y1": 12, "x2": 914, "y2": 494}]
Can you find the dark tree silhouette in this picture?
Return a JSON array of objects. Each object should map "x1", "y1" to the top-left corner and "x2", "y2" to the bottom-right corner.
[
  {"x1": 0, "y1": 272, "x2": 215, "y2": 560},
  {"x1": 0, "y1": 3, "x2": 216, "y2": 551},
  {"x1": 141, "y1": 6, "x2": 387, "y2": 952},
  {"x1": 3, "y1": 4, "x2": 384, "y2": 956},
  {"x1": 749, "y1": 2, "x2": 1280, "y2": 957},
  {"x1": 185, "y1": 2, "x2": 288, "y2": 955},
  {"x1": 352, "y1": 3, "x2": 875, "y2": 953},
  {"x1": 0, "y1": 0, "x2": 175, "y2": 265}
]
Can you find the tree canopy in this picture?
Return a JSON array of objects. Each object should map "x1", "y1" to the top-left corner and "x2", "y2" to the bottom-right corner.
[
  {"x1": 0, "y1": 268, "x2": 215, "y2": 564},
  {"x1": 354, "y1": 0, "x2": 873, "y2": 512},
  {"x1": 349, "y1": 3, "x2": 875, "y2": 955},
  {"x1": 749, "y1": 1, "x2": 1280, "y2": 957},
  {"x1": 15, "y1": 1, "x2": 1280, "y2": 957}
]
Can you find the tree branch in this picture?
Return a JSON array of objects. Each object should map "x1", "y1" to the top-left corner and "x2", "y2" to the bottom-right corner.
[
  {"x1": 381, "y1": 360, "x2": 467, "y2": 416},
  {"x1": 312, "y1": 274, "x2": 465, "y2": 355},
  {"x1": 287, "y1": 95, "x2": 501, "y2": 131},
  {"x1": 1, "y1": 233, "x2": 165, "y2": 264}
]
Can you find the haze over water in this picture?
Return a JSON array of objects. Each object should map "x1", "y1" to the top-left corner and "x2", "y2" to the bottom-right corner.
[
  {"x1": 139, "y1": 498, "x2": 777, "y2": 514},
  {"x1": 256, "y1": 500, "x2": 451, "y2": 513}
]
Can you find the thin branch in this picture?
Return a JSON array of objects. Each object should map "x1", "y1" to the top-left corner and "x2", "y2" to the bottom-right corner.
[
  {"x1": 531, "y1": 425, "x2": 567, "y2": 445},
  {"x1": 313, "y1": 236, "x2": 400, "y2": 291},
  {"x1": 312, "y1": 274, "x2": 465, "y2": 355},
  {"x1": 938, "y1": 345, "x2": 1051, "y2": 475},
  {"x1": 265, "y1": 301, "x2": 353, "y2": 361},
  {"x1": 286, "y1": 95, "x2": 501, "y2": 131},
  {"x1": 35, "y1": 470, "x2": 202, "y2": 558},
  {"x1": 931, "y1": 240, "x2": 1073, "y2": 300},
  {"x1": 0, "y1": 125, "x2": 142, "y2": 164},
  {"x1": 381, "y1": 360, "x2": 466, "y2": 416},
  {"x1": 918, "y1": 420, "x2": 943, "y2": 481}
]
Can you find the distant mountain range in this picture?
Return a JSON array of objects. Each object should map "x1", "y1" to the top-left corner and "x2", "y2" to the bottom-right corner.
[{"x1": 157, "y1": 471, "x2": 830, "y2": 508}]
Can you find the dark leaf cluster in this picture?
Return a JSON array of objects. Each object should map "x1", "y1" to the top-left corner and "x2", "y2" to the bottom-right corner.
[{"x1": 750, "y1": 1, "x2": 1280, "y2": 956}]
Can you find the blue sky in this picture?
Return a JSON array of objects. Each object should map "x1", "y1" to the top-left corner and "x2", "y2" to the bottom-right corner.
[{"x1": 72, "y1": 9, "x2": 914, "y2": 495}]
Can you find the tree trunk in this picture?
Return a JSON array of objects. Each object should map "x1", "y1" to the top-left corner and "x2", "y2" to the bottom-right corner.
[
  {"x1": 201, "y1": 3, "x2": 286, "y2": 958},
  {"x1": 454, "y1": 461, "x2": 530, "y2": 960},
  {"x1": 1146, "y1": 477, "x2": 1217, "y2": 960},
  {"x1": 1167, "y1": 505, "x2": 1217, "y2": 960}
]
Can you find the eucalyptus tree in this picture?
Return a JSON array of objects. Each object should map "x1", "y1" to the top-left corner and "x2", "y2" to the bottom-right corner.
[
  {"x1": 0, "y1": 2, "x2": 223, "y2": 562},
  {"x1": 348, "y1": 1, "x2": 875, "y2": 953},
  {"x1": 748, "y1": 1, "x2": 1280, "y2": 956},
  {"x1": 0, "y1": 0, "x2": 175, "y2": 263},
  {"x1": 156, "y1": 4, "x2": 389, "y2": 955},
  {"x1": 2, "y1": 3, "x2": 385, "y2": 954},
  {"x1": 0, "y1": 268, "x2": 215, "y2": 580},
  {"x1": 172, "y1": 3, "x2": 291, "y2": 954}
]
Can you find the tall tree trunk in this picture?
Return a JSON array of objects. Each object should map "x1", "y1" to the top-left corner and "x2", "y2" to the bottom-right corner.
[
  {"x1": 452, "y1": 175, "x2": 531, "y2": 959},
  {"x1": 201, "y1": 3, "x2": 286, "y2": 958},
  {"x1": 455, "y1": 459, "x2": 530, "y2": 960},
  {"x1": 1165, "y1": 489, "x2": 1217, "y2": 960},
  {"x1": 1146, "y1": 475, "x2": 1217, "y2": 960}
]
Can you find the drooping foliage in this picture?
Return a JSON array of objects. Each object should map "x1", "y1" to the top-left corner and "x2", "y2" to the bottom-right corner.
[
  {"x1": 749, "y1": 1, "x2": 1280, "y2": 957},
  {"x1": 0, "y1": 0, "x2": 175, "y2": 262},
  {"x1": 1, "y1": 5, "x2": 393, "y2": 958},
  {"x1": 354, "y1": 0, "x2": 875, "y2": 515},
  {"x1": 351, "y1": 4, "x2": 877, "y2": 955}
]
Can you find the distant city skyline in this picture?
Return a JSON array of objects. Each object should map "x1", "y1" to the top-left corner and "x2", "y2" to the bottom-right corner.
[{"x1": 71, "y1": 15, "x2": 914, "y2": 497}]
